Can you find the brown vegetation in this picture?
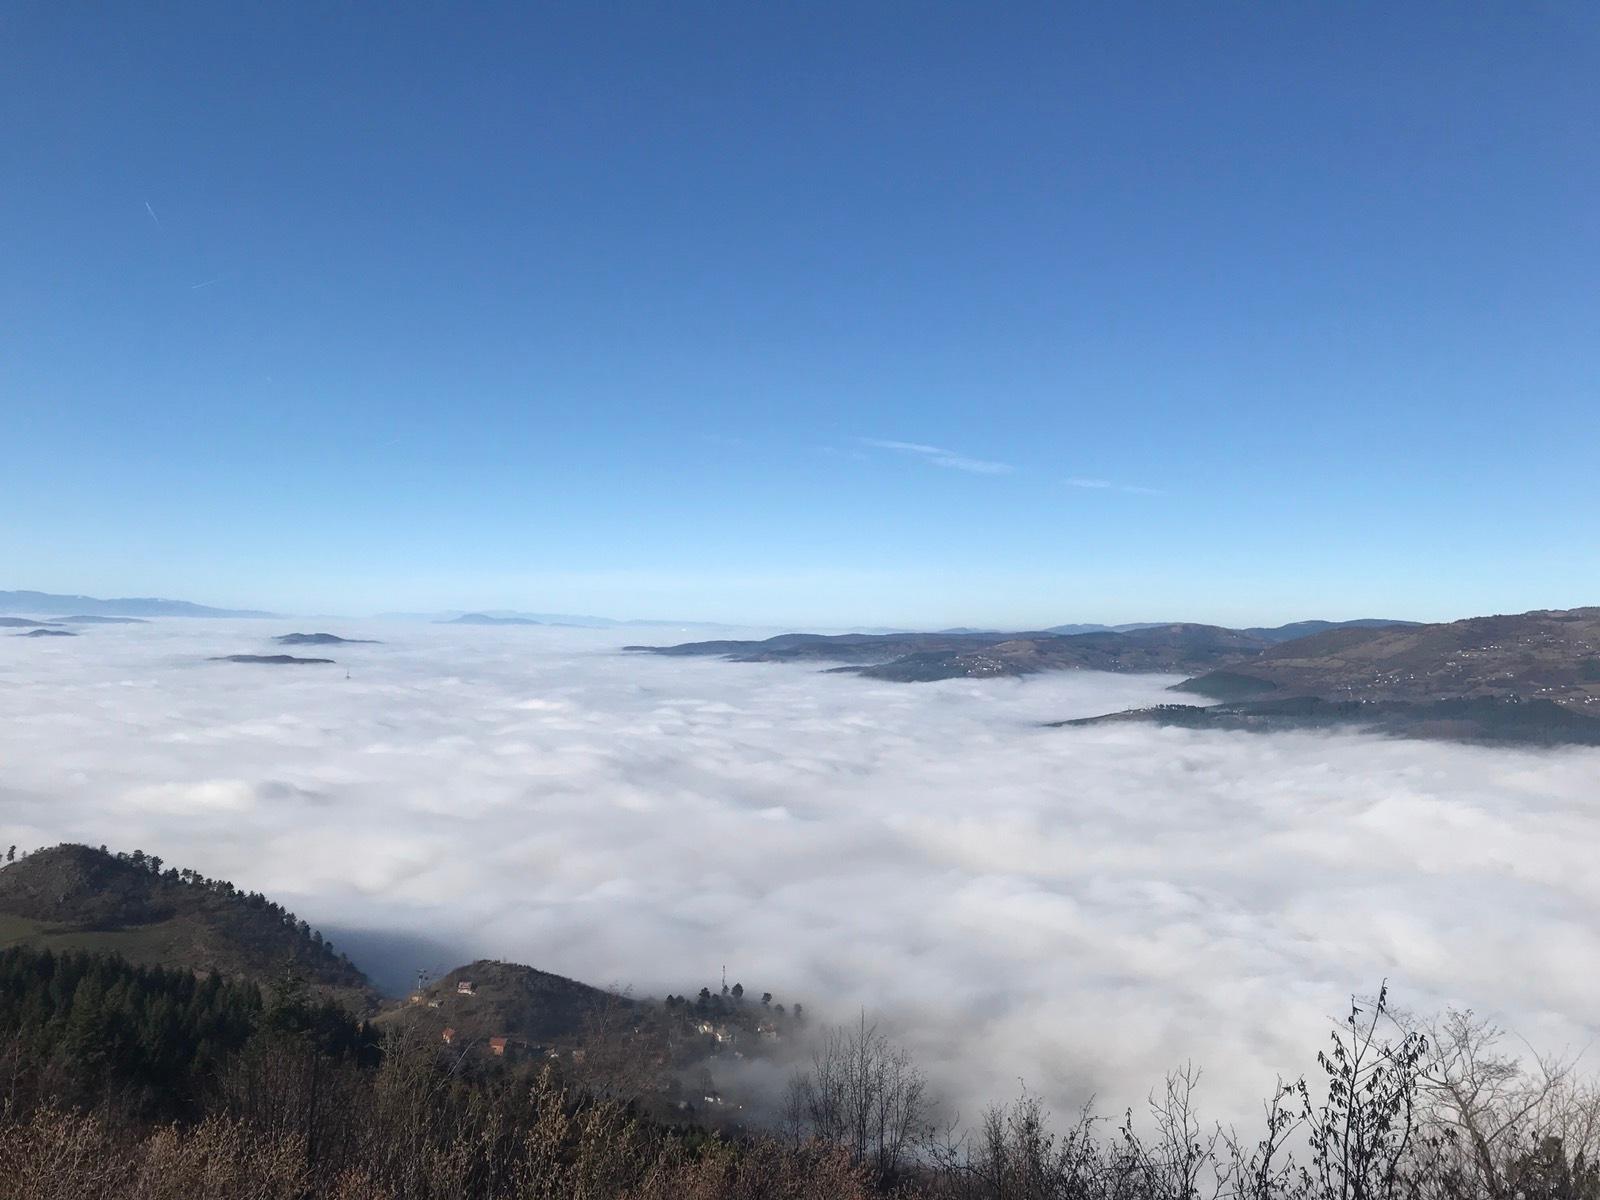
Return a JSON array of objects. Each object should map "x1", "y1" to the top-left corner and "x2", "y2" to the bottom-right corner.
[{"x1": 8, "y1": 977, "x2": 1598, "y2": 1199}]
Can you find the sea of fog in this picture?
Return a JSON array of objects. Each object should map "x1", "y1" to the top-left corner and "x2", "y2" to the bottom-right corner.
[{"x1": 4, "y1": 618, "x2": 1600, "y2": 1126}]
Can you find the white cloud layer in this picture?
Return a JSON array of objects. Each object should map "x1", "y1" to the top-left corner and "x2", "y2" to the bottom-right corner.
[{"x1": 3, "y1": 620, "x2": 1599, "y2": 1125}]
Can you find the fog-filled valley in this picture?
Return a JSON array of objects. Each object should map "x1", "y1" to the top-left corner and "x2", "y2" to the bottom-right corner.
[{"x1": 5, "y1": 618, "x2": 1597, "y2": 1127}]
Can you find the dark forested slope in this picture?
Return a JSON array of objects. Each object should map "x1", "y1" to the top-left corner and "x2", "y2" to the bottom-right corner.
[{"x1": 0, "y1": 845, "x2": 375, "y2": 1009}]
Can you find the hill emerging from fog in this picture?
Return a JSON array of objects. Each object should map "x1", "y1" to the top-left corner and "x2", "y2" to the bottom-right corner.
[
  {"x1": 0, "y1": 845, "x2": 376, "y2": 1009},
  {"x1": 378, "y1": 959, "x2": 628, "y2": 1048},
  {"x1": 274, "y1": 632, "x2": 381, "y2": 645},
  {"x1": 210, "y1": 654, "x2": 337, "y2": 665},
  {"x1": 631, "y1": 610, "x2": 1600, "y2": 744},
  {"x1": 626, "y1": 618, "x2": 1416, "y2": 682},
  {"x1": 1068, "y1": 608, "x2": 1600, "y2": 745},
  {"x1": 1174, "y1": 608, "x2": 1600, "y2": 706}
]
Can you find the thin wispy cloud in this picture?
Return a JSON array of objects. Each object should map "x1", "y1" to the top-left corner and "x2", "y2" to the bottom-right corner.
[
  {"x1": 1067, "y1": 476, "x2": 1164, "y2": 496},
  {"x1": 190, "y1": 276, "x2": 224, "y2": 291},
  {"x1": 861, "y1": 438, "x2": 1015, "y2": 475}
]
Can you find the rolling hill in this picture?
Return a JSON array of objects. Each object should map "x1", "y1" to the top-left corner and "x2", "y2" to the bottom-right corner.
[
  {"x1": 0, "y1": 844, "x2": 376, "y2": 1009},
  {"x1": 627, "y1": 620, "x2": 1414, "y2": 682},
  {"x1": 378, "y1": 959, "x2": 629, "y2": 1051},
  {"x1": 1067, "y1": 608, "x2": 1600, "y2": 745},
  {"x1": 1175, "y1": 608, "x2": 1600, "y2": 709}
]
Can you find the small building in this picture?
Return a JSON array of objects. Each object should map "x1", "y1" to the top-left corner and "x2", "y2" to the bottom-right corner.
[
  {"x1": 488, "y1": 1037, "x2": 508, "y2": 1057},
  {"x1": 457, "y1": 981, "x2": 475, "y2": 995},
  {"x1": 441, "y1": 1027, "x2": 457, "y2": 1045}
]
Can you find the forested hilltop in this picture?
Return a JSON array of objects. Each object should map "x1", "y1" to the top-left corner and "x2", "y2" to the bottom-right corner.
[
  {"x1": 0, "y1": 844, "x2": 374, "y2": 1009},
  {"x1": 2, "y1": 842, "x2": 1600, "y2": 1197}
]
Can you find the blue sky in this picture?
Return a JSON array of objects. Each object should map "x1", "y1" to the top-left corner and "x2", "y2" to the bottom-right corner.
[{"x1": 3, "y1": 4, "x2": 1597, "y2": 626}]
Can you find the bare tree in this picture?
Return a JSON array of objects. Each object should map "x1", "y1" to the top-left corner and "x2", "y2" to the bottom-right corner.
[
  {"x1": 1219, "y1": 1080, "x2": 1304, "y2": 1200},
  {"x1": 1118, "y1": 1063, "x2": 1224, "y2": 1200},
  {"x1": 1299, "y1": 983, "x2": 1429, "y2": 1200},
  {"x1": 786, "y1": 1012, "x2": 931, "y2": 1183},
  {"x1": 1402, "y1": 1007, "x2": 1600, "y2": 1199}
]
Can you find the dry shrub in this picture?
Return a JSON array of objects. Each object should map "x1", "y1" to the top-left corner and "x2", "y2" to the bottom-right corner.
[
  {"x1": 0, "y1": 1106, "x2": 130, "y2": 1200},
  {"x1": 625, "y1": 1140, "x2": 878, "y2": 1200},
  {"x1": 128, "y1": 1116, "x2": 310, "y2": 1200}
]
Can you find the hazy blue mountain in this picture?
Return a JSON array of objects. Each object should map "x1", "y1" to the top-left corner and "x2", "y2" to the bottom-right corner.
[
  {"x1": 0, "y1": 590, "x2": 273, "y2": 618},
  {"x1": 388, "y1": 609, "x2": 742, "y2": 629},
  {"x1": 441, "y1": 613, "x2": 546, "y2": 626},
  {"x1": 1240, "y1": 618, "x2": 1420, "y2": 643}
]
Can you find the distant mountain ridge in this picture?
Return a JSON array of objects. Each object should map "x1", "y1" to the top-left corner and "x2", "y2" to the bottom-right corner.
[
  {"x1": 626, "y1": 618, "x2": 1419, "y2": 683},
  {"x1": 442, "y1": 613, "x2": 547, "y2": 626},
  {"x1": 1240, "y1": 618, "x2": 1423, "y2": 644},
  {"x1": 1175, "y1": 608, "x2": 1600, "y2": 709},
  {"x1": 0, "y1": 589, "x2": 273, "y2": 618},
  {"x1": 1067, "y1": 607, "x2": 1600, "y2": 745}
]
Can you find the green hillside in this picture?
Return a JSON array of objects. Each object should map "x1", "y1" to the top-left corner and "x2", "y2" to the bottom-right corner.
[{"x1": 0, "y1": 844, "x2": 377, "y2": 1011}]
